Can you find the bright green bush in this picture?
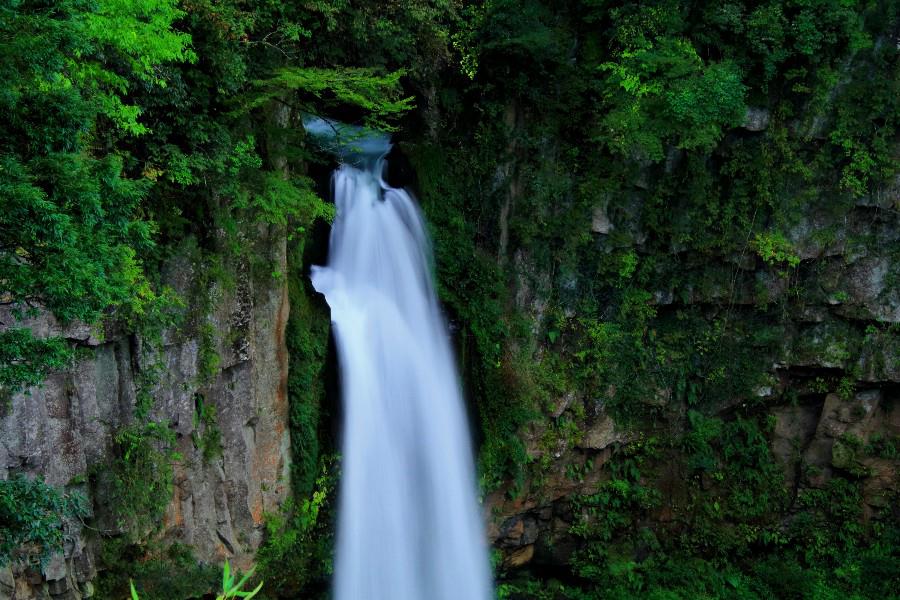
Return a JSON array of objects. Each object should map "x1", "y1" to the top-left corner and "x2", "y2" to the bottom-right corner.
[{"x1": 0, "y1": 475, "x2": 87, "y2": 567}]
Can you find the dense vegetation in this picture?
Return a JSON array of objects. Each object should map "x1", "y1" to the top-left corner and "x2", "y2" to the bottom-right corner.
[
  {"x1": 0, "y1": 475, "x2": 86, "y2": 567},
  {"x1": 414, "y1": 2, "x2": 899, "y2": 598},
  {"x1": 1, "y1": 0, "x2": 897, "y2": 599}
]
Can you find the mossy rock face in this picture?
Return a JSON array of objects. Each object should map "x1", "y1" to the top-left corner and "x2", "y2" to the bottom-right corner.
[
  {"x1": 285, "y1": 239, "x2": 332, "y2": 498},
  {"x1": 859, "y1": 330, "x2": 900, "y2": 382},
  {"x1": 791, "y1": 320, "x2": 863, "y2": 369},
  {"x1": 446, "y1": 14, "x2": 900, "y2": 588},
  {"x1": 1, "y1": 223, "x2": 295, "y2": 598},
  {"x1": 831, "y1": 438, "x2": 859, "y2": 470},
  {"x1": 4, "y1": 0, "x2": 899, "y2": 597}
]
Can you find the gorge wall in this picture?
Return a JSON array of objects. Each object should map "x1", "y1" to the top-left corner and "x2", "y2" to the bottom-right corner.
[
  {"x1": 2, "y1": 2, "x2": 898, "y2": 599},
  {"x1": 477, "y1": 157, "x2": 900, "y2": 569},
  {"x1": 397, "y1": 4, "x2": 899, "y2": 592},
  {"x1": 0, "y1": 227, "x2": 292, "y2": 599}
]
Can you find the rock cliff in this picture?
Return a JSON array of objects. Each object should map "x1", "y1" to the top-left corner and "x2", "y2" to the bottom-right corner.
[
  {"x1": 481, "y1": 168, "x2": 899, "y2": 571},
  {"x1": 0, "y1": 227, "x2": 291, "y2": 599}
]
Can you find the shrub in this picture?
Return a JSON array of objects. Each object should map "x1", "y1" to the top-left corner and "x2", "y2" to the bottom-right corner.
[
  {"x1": 130, "y1": 560, "x2": 262, "y2": 600},
  {"x1": 0, "y1": 475, "x2": 87, "y2": 567}
]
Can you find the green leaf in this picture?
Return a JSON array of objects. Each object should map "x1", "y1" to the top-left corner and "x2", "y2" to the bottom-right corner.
[{"x1": 241, "y1": 67, "x2": 414, "y2": 131}]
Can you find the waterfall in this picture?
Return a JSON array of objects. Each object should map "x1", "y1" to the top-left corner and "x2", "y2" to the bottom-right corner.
[{"x1": 309, "y1": 121, "x2": 493, "y2": 600}]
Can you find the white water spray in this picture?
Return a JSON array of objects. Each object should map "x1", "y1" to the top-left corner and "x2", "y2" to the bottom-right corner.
[{"x1": 309, "y1": 119, "x2": 493, "y2": 600}]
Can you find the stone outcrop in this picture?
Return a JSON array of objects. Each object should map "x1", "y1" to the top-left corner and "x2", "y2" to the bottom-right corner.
[
  {"x1": 484, "y1": 152, "x2": 900, "y2": 570},
  {"x1": 0, "y1": 227, "x2": 292, "y2": 599}
]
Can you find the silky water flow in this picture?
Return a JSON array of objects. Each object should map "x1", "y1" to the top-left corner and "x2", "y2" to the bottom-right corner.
[{"x1": 309, "y1": 119, "x2": 493, "y2": 600}]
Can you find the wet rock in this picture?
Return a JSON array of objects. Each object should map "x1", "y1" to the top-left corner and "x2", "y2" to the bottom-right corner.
[
  {"x1": 550, "y1": 392, "x2": 575, "y2": 419},
  {"x1": 796, "y1": 306, "x2": 830, "y2": 323},
  {"x1": 534, "y1": 517, "x2": 578, "y2": 565},
  {"x1": 577, "y1": 414, "x2": 627, "y2": 450},
  {"x1": 788, "y1": 210, "x2": 846, "y2": 259},
  {"x1": 817, "y1": 391, "x2": 881, "y2": 438},
  {"x1": 42, "y1": 556, "x2": 66, "y2": 583},
  {"x1": 591, "y1": 202, "x2": 613, "y2": 234},
  {"x1": 858, "y1": 333, "x2": 900, "y2": 382},
  {"x1": 643, "y1": 387, "x2": 671, "y2": 407},
  {"x1": 0, "y1": 567, "x2": 14, "y2": 600},
  {"x1": 497, "y1": 514, "x2": 540, "y2": 548},
  {"x1": 78, "y1": 582, "x2": 94, "y2": 599},
  {"x1": 841, "y1": 256, "x2": 899, "y2": 322},
  {"x1": 652, "y1": 288, "x2": 675, "y2": 305},
  {"x1": 664, "y1": 146, "x2": 683, "y2": 173},
  {"x1": 513, "y1": 249, "x2": 552, "y2": 329},
  {"x1": 46, "y1": 576, "x2": 70, "y2": 596},
  {"x1": 772, "y1": 403, "x2": 820, "y2": 467},
  {"x1": 503, "y1": 545, "x2": 535, "y2": 568},
  {"x1": 862, "y1": 459, "x2": 898, "y2": 508},
  {"x1": 742, "y1": 107, "x2": 770, "y2": 131},
  {"x1": 857, "y1": 174, "x2": 900, "y2": 209},
  {"x1": 792, "y1": 321, "x2": 859, "y2": 369}
]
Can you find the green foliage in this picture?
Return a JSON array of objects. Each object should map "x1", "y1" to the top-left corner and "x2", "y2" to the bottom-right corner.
[
  {"x1": 503, "y1": 417, "x2": 897, "y2": 600},
  {"x1": 245, "y1": 68, "x2": 414, "y2": 130},
  {"x1": 256, "y1": 458, "x2": 337, "y2": 598},
  {"x1": 752, "y1": 231, "x2": 801, "y2": 269},
  {"x1": 121, "y1": 560, "x2": 263, "y2": 600},
  {"x1": 0, "y1": 0, "x2": 192, "y2": 391},
  {"x1": 104, "y1": 421, "x2": 180, "y2": 540},
  {"x1": 81, "y1": 0, "x2": 196, "y2": 83},
  {"x1": 678, "y1": 415, "x2": 790, "y2": 557},
  {"x1": 409, "y1": 1, "x2": 896, "y2": 504},
  {"x1": 865, "y1": 434, "x2": 900, "y2": 460},
  {"x1": 98, "y1": 541, "x2": 219, "y2": 600},
  {"x1": 570, "y1": 294, "x2": 777, "y2": 424},
  {"x1": 598, "y1": 38, "x2": 747, "y2": 159},
  {"x1": 215, "y1": 560, "x2": 264, "y2": 600},
  {"x1": 197, "y1": 322, "x2": 222, "y2": 385},
  {"x1": 794, "y1": 477, "x2": 866, "y2": 564},
  {"x1": 566, "y1": 438, "x2": 662, "y2": 578},
  {"x1": 192, "y1": 394, "x2": 223, "y2": 463},
  {"x1": 0, "y1": 475, "x2": 87, "y2": 567},
  {"x1": 573, "y1": 288, "x2": 662, "y2": 419},
  {"x1": 76, "y1": 0, "x2": 196, "y2": 134},
  {"x1": 0, "y1": 152, "x2": 156, "y2": 323},
  {"x1": 236, "y1": 173, "x2": 334, "y2": 228},
  {"x1": 285, "y1": 237, "x2": 332, "y2": 497},
  {"x1": 0, "y1": 329, "x2": 74, "y2": 400}
]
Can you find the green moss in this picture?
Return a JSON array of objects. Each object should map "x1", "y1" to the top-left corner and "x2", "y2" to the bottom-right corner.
[
  {"x1": 285, "y1": 239, "x2": 331, "y2": 498},
  {"x1": 793, "y1": 320, "x2": 863, "y2": 368},
  {"x1": 408, "y1": 142, "x2": 538, "y2": 492}
]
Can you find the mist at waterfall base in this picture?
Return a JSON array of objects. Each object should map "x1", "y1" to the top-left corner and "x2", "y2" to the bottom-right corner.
[{"x1": 308, "y1": 118, "x2": 493, "y2": 600}]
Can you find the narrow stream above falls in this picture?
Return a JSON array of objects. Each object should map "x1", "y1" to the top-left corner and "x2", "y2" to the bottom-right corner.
[{"x1": 308, "y1": 118, "x2": 493, "y2": 600}]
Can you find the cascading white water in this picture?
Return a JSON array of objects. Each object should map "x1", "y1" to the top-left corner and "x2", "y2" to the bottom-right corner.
[{"x1": 309, "y1": 120, "x2": 493, "y2": 600}]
